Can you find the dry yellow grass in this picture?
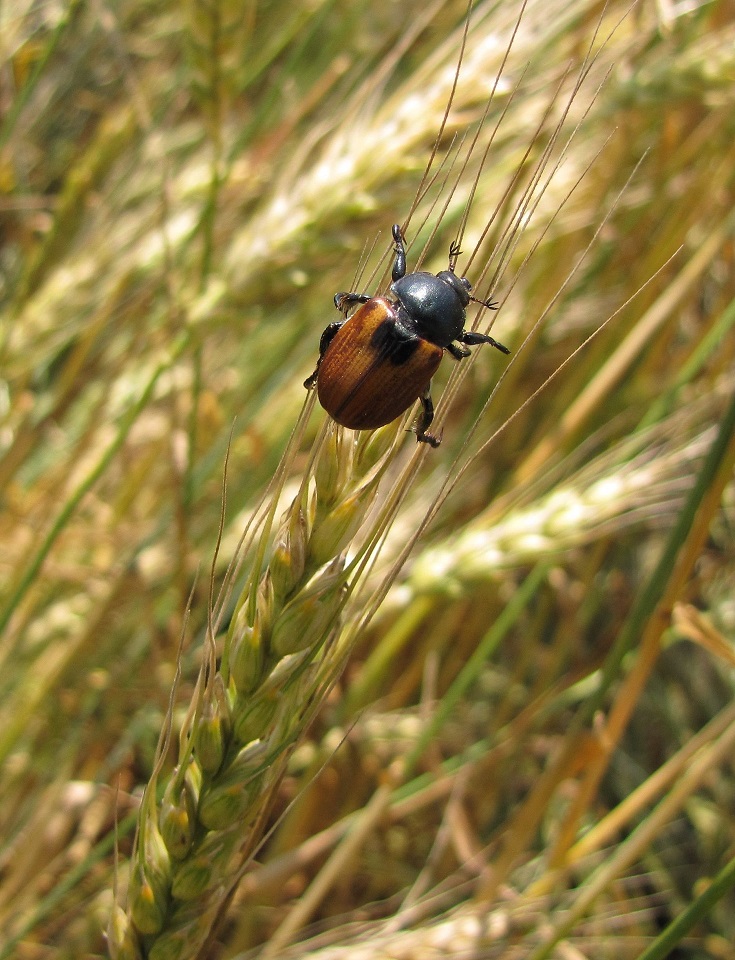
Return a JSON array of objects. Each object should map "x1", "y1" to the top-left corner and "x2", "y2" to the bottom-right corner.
[{"x1": 0, "y1": 0, "x2": 734, "y2": 958}]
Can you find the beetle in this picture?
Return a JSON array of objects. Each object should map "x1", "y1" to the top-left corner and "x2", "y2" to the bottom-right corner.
[{"x1": 304, "y1": 224, "x2": 510, "y2": 447}]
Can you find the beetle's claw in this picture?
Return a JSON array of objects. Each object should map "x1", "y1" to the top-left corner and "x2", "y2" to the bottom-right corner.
[{"x1": 412, "y1": 426, "x2": 442, "y2": 448}]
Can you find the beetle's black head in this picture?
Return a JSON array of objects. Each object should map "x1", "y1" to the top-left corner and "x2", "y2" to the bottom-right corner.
[
  {"x1": 436, "y1": 271, "x2": 472, "y2": 307},
  {"x1": 391, "y1": 271, "x2": 469, "y2": 347}
]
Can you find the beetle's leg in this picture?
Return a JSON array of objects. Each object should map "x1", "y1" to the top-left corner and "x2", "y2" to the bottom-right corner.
[
  {"x1": 457, "y1": 330, "x2": 510, "y2": 355},
  {"x1": 318, "y1": 319, "x2": 346, "y2": 356},
  {"x1": 447, "y1": 342, "x2": 471, "y2": 361},
  {"x1": 334, "y1": 292, "x2": 370, "y2": 314},
  {"x1": 391, "y1": 224, "x2": 406, "y2": 282},
  {"x1": 468, "y1": 294, "x2": 499, "y2": 311},
  {"x1": 448, "y1": 239, "x2": 462, "y2": 271},
  {"x1": 304, "y1": 320, "x2": 345, "y2": 388},
  {"x1": 415, "y1": 384, "x2": 441, "y2": 448}
]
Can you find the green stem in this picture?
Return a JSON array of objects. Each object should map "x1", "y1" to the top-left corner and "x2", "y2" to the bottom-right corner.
[{"x1": 635, "y1": 854, "x2": 735, "y2": 960}]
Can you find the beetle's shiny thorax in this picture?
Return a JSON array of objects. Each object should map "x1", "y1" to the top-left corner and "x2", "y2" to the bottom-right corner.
[{"x1": 391, "y1": 272, "x2": 467, "y2": 346}]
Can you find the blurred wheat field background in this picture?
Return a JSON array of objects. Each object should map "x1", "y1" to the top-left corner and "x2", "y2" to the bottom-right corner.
[{"x1": 1, "y1": 0, "x2": 735, "y2": 957}]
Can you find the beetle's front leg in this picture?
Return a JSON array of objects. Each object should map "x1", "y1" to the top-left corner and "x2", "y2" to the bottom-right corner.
[
  {"x1": 391, "y1": 224, "x2": 407, "y2": 282},
  {"x1": 334, "y1": 292, "x2": 370, "y2": 314},
  {"x1": 304, "y1": 320, "x2": 346, "y2": 388}
]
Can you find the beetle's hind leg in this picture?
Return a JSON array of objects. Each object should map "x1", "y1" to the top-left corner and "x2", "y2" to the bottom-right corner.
[
  {"x1": 304, "y1": 319, "x2": 346, "y2": 388},
  {"x1": 415, "y1": 384, "x2": 441, "y2": 448}
]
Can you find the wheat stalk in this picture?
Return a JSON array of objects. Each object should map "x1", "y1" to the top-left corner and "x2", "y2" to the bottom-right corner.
[{"x1": 110, "y1": 415, "x2": 431, "y2": 957}]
